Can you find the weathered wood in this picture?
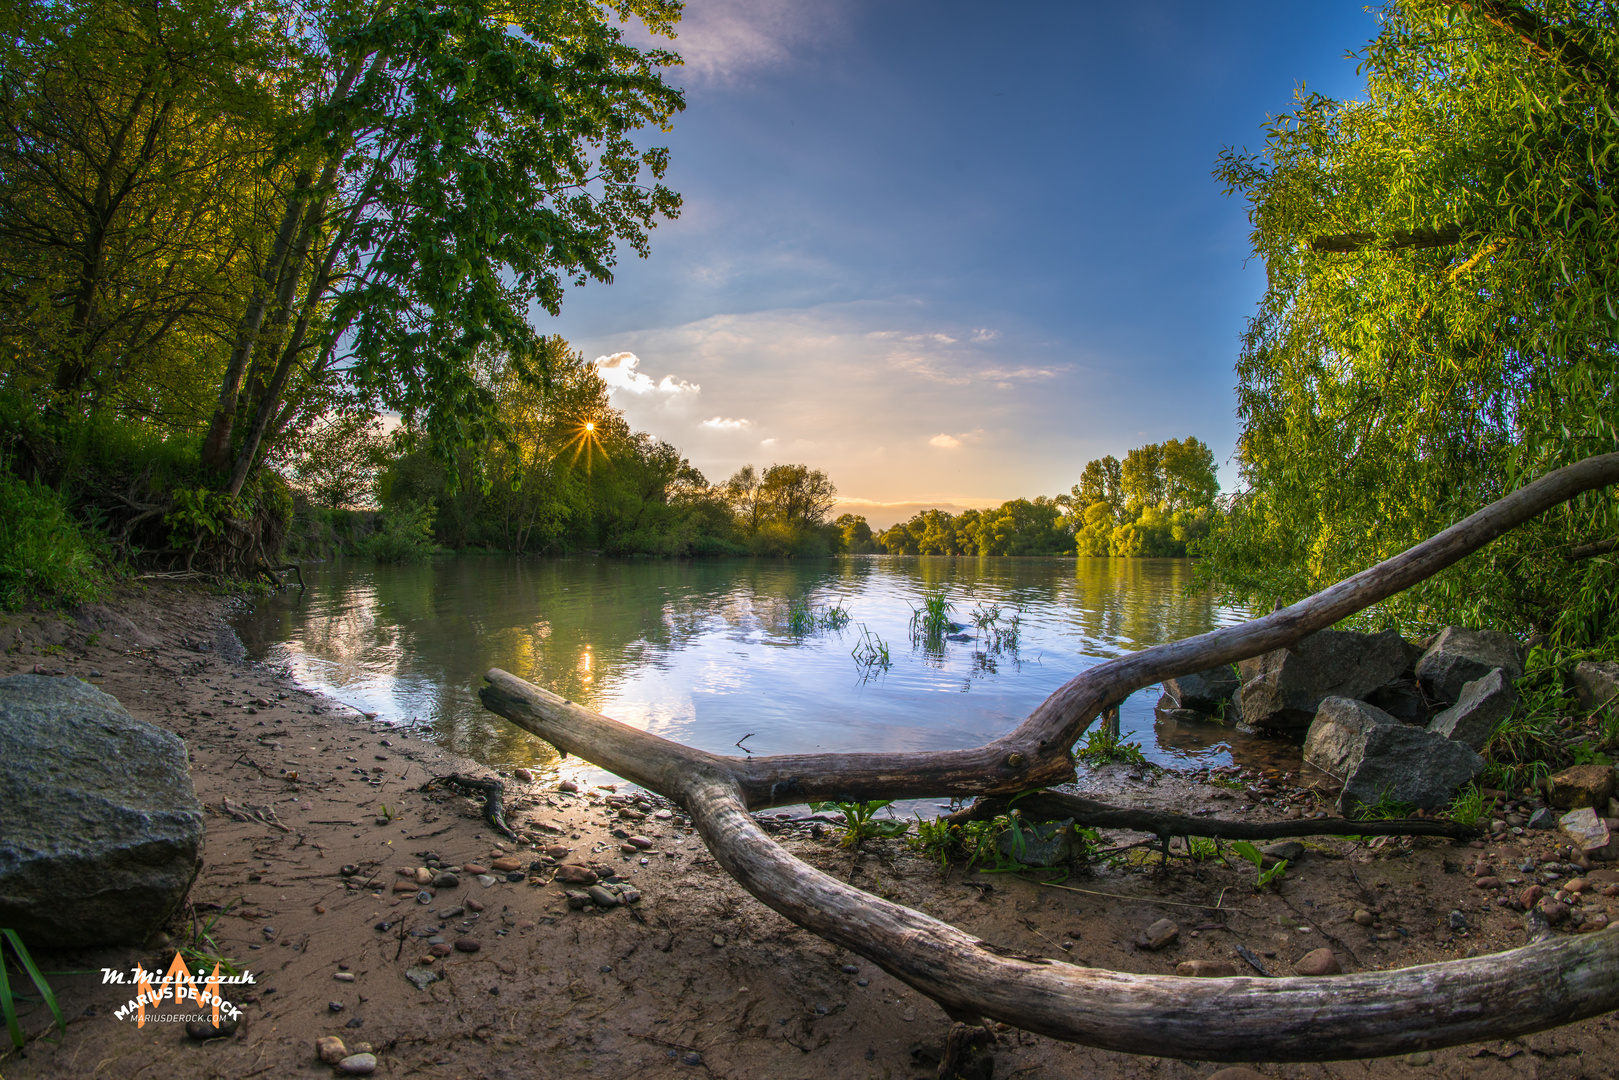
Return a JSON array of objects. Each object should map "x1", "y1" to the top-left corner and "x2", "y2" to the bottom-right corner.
[
  {"x1": 423, "y1": 773, "x2": 518, "y2": 840},
  {"x1": 477, "y1": 453, "x2": 1619, "y2": 1061},
  {"x1": 945, "y1": 791, "x2": 1482, "y2": 842}
]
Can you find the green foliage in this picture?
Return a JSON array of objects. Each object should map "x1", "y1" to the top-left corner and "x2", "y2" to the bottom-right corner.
[
  {"x1": 909, "y1": 588, "x2": 955, "y2": 645},
  {"x1": 356, "y1": 502, "x2": 439, "y2": 563},
  {"x1": 1227, "y1": 840, "x2": 1287, "y2": 891},
  {"x1": 785, "y1": 600, "x2": 852, "y2": 636},
  {"x1": 0, "y1": 473, "x2": 106, "y2": 609},
  {"x1": 0, "y1": 929, "x2": 66, "y2": 1049},
  {"x1": 1482, "y1": 659, "x2": 1572, "y2": 791},
  {"x1": 850, "y1": 624, "x2": 892, "y2": 677},
  {"x1": 1350, "y1": 792, "x2": 1419, "y2": 822},
  {"x1": 1187, "y1": 835, "x2": 1220, "y2": 861},
  {"x1": 1200, "y1": 1, "x2": 1619, "y2": 647},
  {"x1": 179, "y1": 900, "x2": 243, "y2": 977},
  {"x1": 807, "y1": 800, "x2": 909, "y2": 848},
  {"x1": 1447, "y1": 784, "x2": 1485, "y2": 828},
  {"x1": 1074, "y1": 727, "x2": 1149, "y2": 767}
]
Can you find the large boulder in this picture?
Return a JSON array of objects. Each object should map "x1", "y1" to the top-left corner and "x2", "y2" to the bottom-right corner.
[
  {"x1": 1304, "y1": 695, "x2": 1483, "y2": 813},
  {"x1": 1573, "y1": 661, "x2": 1619, "y2": 715},
  {"x1": 1362, "y1": 678, "x2": 1432, "y2": 725},
  {"x1": 1303, "y1": 697, "x2": 1402, "y2": 779},
  {"x1": 1161, "y1": 665, "x2": 1240, "y2": 714},
  {"x1": 1426, "y1": 668, "x2": 1515, "y2": 750},
  {"x1": 0, "y1": 675, "x2": 203, "y2": 948},
  {"x1": 1236, "y1": 630, "x2": 1409, "y2": 731},
  {"x1": 1415, "y1": 627, "x2": 1523, "y2": 705}
]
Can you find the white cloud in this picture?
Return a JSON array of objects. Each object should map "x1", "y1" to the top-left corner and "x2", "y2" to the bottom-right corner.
[
  {"x1": 760, "y1": 437, "x2": 777, "y2": 447},
  {"x1": 592, "y1": 352, "x2": 700, "y2": 396},
  {"x1": 632, "y1": 0, "x2": 850, "y2": 86},
  {"x1": 701, "y1": 416, "x2": 753, "y2": 431},
  {"x1": 929, "y1": 433, "x2": 962, "y2": 449}
]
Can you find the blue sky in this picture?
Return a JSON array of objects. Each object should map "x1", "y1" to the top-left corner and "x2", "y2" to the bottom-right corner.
[{"x1": 548, "y1": 1, "x2": 1381, "y2": 528}]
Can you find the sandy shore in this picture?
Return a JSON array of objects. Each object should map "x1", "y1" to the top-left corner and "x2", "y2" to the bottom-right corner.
[{"x1": 1, "y1": 580, "x2": 1614, "y2": 1079}]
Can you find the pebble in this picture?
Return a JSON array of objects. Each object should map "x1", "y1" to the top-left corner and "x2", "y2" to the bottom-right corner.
[
  {"x1": 555, "y1": 864, "x2": 599, "y2": 885},
  {"x1": 477, "y1": 875, "x2": 497, "y2": 888},
  {"x1": 1541, "y1": 901, "x2": 1570, "y2": 925},
  {"x1": 186, "y1": 1016, "x2": 238, "y2": 1040},
  {"x1": 454, "y1": 938, "x2": 482, "y2": 953},
  {"x1": 627, "y1": 835, "x2": 654, "y2": 849},
  {"x1": 1292, "y1": 948, "x2": 1341, "y2": 976},
  {"x1": 329, "y1": 1000, "x2": 346, "y2": 1012},
  {"x1": 559, "y1": 780, "x2": 579, "y2": 793},
  {"x1": 1134, "y1": 918, "x2": 1179, "y2": 951},
  {"x1": 654, "y1": 808, "x2": 673, "y2": 820},
  {"x1": 1175, "y1": 960, "x2": 1242, "y2": 978},
  {"x1": 337, "y1": 1052, "x2": 377, "y2": 1075},
  {"x1": 1579, "y1": 914, "x2": 1610, "y2": 933},
  {"x1": 461, "y1": 863, "x2": 489, "y2": 875},
  {"x1": 404, "y1": 966, "x2": 442, "y2": 990},
  {"x1": 1474, "y1": 877, "x2": 1502, "y2": 890},
  {"x1": 490, "y1": 857, "x2": 523, "y2": 872},
  {"x1": 1521, "y1": 885, "x2": 1545, "y2": 908},
  {"x1": 316, "y1": 1035, "x2": 347, "y2": 1064},
  {"x1": 1448, "y1": 911, "x2": 1469, "y2": 932},
  {"x1": 514, "y1": 768, "x2": 535, "y2": 782},
  {"x1": 588, "y1": 885, "x2": 620, "y2": 908},
  {"x1": 430, "y1": 942, "x2": 454, "y2": 957},
  {"x1": 414, "y1": 867, "x2": 434, "y2": 885},
  {"x1": 334, "y1": 972, "x2": 356, "y2": 982},
  {"x1": 1404, "y1": 1051, "x2": 1434, "y2": 1067},
  {"x1": 712, "y1": 934, "x2": 726, "y2": 948},
  {"x1": 682, "y1": 1052, "x2": 703, "y2": 1066},
  {"x1": 841, "y1": 964, "x2": 860, "y2": 975},
  {"x1": 1352, "y1": 909, "x2": 1374, "y2": 926},
  {"x1": 1529, "y1": 808, "x2": 1557, "y2": 830},
  {"x1": 1568, "y1": 877, "x2": 1589, "y2": 893},
  {"x1": 465, "y1": 898, "x2": 486, "y2": 912},
  {"x1": 433, "y1": 873, "x2": 460, "y2": 889}
]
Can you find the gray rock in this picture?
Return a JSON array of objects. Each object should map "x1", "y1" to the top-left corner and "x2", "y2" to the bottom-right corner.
[
  {"x1": 404, "y1": 966, "x2": 441, "y2": 990},
  {"x1": 1560, "y1": 808, "x2": 1612, "y2": 854},
  {"x1": 587, "y1": 884, "x2": 620, "y2": 908},
  {"x1": 1154, "y1": 694, "x2": 1218, "y2": 727},
  {"x1": 1236, "y1": 630, "x2": 1409, "y2": 731},
  {"x1": 1261, "y1": 841, "x2": 1305, "y2": 864},
  {"x1": 1303, "y1": 697, "x2": 1403, "y2": 780},
  {"x1": 1427, "y1": 668, "x2": 1515, "y2": 750},
  {"x1": 995, "y1": 818, "x2": 1076, "y2": 867},
  {"x1": 1337, "y1": 724, "x2": 1485, "y2": 815},
  {"x1": 1161, "y1": 665, "x2": 1240, "y2": 714},
  {"x1": 1363, "y1": 678, "x2": 1432, "y2": 725},
  {"x1": 1134, "y1": 918, "x2": 1179, "y2": 951},
  {"x1": 1573, "y1": 661, "x2": 1619, "y2": 715},
  {"x1": 0, "y1": 675, "x2": 203, "y2": 948},
  {"x1": 1415, "y1": 627, "x2": 1523, "y2": 704},
  {"x1": 1528, "y1": 807, "x2": 1557, "y2": 830},
  {"x1": 337, "y1": 1053, "x2": 378, "y2": 1075}
]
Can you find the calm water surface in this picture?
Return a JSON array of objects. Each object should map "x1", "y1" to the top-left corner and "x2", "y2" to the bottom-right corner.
[{"x1": 236, "y1": 556, "x2": 1300, "y2": 790}]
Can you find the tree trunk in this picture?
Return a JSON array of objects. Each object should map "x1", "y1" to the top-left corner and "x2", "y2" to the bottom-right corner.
[{"x1": 480, "y1": 452, "x2": 1619, "y2": 1061}]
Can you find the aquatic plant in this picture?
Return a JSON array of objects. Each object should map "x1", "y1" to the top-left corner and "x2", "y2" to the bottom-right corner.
[{"x1": 909, "y1": 588, "x2": 954, "y2": 644}]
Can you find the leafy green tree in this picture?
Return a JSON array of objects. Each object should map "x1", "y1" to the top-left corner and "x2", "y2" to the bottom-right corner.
[
  {"x1": 1120, "y1": 444, "x2": 1165, "y2": 513},
  {"x1": 834, "y1": 513, "x2": 878, "y2": 554},
  {"x1": 1201, "y1": 0, "x2": 1619, "y2": 645}
]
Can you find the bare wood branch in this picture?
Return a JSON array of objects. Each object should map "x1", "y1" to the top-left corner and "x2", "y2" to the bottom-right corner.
[
  {"x1": 943, "y1": 791, "x2": 1482, "y2": 842},
  {"x1": 478, "y1": 452, "x2": 1619, "y2": 1061}
]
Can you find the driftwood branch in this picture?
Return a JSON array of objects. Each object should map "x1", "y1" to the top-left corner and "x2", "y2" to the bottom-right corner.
[
  {"x1": 478, "y1": 453, "x2": 1619, "y2": 1062},
  {"x1": 423, "y1": 773, "x2": 518, "y2": 840},
  {"x1": 943, "y1": 791, "x2": 1482, "y2": 842}
]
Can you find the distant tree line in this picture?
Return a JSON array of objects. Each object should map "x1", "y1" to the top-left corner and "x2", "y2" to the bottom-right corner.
[{"x1": 863, "y1": 436, "x2": 1220, "y2": 558}]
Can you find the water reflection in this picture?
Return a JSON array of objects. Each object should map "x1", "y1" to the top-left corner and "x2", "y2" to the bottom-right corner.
[{"x1": 236, "y1": 555, "x2": 1295, "y2": 785}]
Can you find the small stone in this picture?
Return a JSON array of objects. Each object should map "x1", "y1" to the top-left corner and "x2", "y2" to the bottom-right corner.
[
  {"x1": 436, "y1": 906, "x2": 464, "y2": 919},
  {"x1": 405, "y1": 966, "x2": 442, "y2": 990},
  {"x1": 329, "y1": 1000, "x2": 346, "y2": 1012},
  {"x1": 1528, "y1": 807, "x2": 1557, "y2": 830},
  {"x1": 1352, "y1": 909, "x2": 1374, "y2": 926},
  {"x1": 619, "y1": 843, "x2": 639, "y2": 854},
  {"x1": 1521, "y1": 884, "x2": 1545, "y2": 908},
  {"x1": 654, "y1": 808, "x2": 673, "y2": 820},
  {"x1": 490, "y1": 856, "x2": 522, "y2": 872},
  {"x1": 392, "y1": 880, "x2": 417, "y2": 894},
  {"x1": 314, "y1": 904, "x2": 326, "y2": 914},
  {"x1": 429, "y1": 942, "x2": 453, "y2": 957},
  {"x1": 712, "y1": 934, "x2": 726, "y2": 947},
  {"x1": 432, "y1": 873, "x2": 460, "y2": 889},
  {"x1": 1134, "y1": 918, "x2": 1179, "y2": 951},
  {"x1": 415, "y1": 890, "x2": 433, "y2": 904},
  {"x1": 461, "y1": 862, "x2": 488, "y2": 875},
  {"x1": 681, "y1": 1051, "x2": 703, "y2": 1066},
  {"x1": 588, "y1": 884, "x2": 620, "y2": 908},
  {"x1": 1404, "y1": 1051, "x2": 1434, "y2": 1067},
  {"x1": 334, "y1": 972, "x2": 355, "y2": 982},
  {"x1": 414, "y1": 867, "x2": 433, "y2": 885},
  {"x1": 465, "y1": 898, "x2": 485, "y2": 912},
  {"x1": 1474, "y1": 877, "x2": 1502, "y2": 890},
  {"x1": 1568, "y1": 877, "x2": 1590, "y2": 893},
  {"x1": 477, "y1": 874, "x2": 497, "y2": 888},
  {"x1": 554, "y1": 864, "x2": 598, "y2": 885},
  {"x1": 558, "y1": 780, "x2": 579, "y2": 792},
  {"x1": 186, "y1": 1016, "x2": 238, "y2": 1040},
  {"x1": 1293, "y1": 948, "x2": 1341, "y2": 976},
  {"x1": 1448, "y1": 910, "x2": 1469, "y2": 931},
  {"x1": 514, "y1": 768, "x2": 535, "y2": 782},
  {"x1": 627, "y1": 835, "x2": 654, "y2": 849},
  {"x1": 454, "y1": 937, "x2": 481, "y2": 953},
  {"x1": 337, "y1": 1053, "x2": 377, "y2": 1075},
  {"x1": 1175, "y1": 960, "x2": 1242, "y2": 977},
  {"x1": 841, "y1": 964, "x2": 860, "y2": 974},
  {"x1": 1541, "y1": 901, "x2": 1569, "y2": 925},
  {"x1": 316, "y1": 1035, "x2": 348, "y2": 1064},
  {"x1": 516, "y1": 920, "x2": 536, "y2": 930},
  {"x1": 1579, "y1": 915, "x2": 1610, "y2": 932}
]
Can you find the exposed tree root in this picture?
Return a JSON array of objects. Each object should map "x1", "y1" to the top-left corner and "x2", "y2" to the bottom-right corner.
[
  {"x1": 478, "y1": 452, "x2": 1619, "y2": 1061},
  {"x1": 423, "y1": 773, "x2": 518, "y2": 840}
]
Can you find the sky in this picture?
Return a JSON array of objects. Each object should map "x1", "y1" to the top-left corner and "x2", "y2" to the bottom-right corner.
[{"x1": 545, "y1": 1, "x2": 1382, "y2": 529}]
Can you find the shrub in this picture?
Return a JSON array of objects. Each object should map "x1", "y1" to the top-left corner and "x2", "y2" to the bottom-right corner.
[{"x1": 0, "y1": 474, "x2": 106, "y2": 609}]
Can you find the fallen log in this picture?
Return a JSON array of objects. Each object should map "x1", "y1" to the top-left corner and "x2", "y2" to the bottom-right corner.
[
  {"x1": 479, "y1": 452, "x2": 1619, "y2": 1062},
  {"x1": 943, "y1": 791, "x2": 1483, "y2": 842}
]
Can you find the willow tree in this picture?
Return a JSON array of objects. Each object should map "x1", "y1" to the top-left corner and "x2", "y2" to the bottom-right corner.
[{"x1": 1202, "y1": 0, "x2": 1619, "y2": 648}]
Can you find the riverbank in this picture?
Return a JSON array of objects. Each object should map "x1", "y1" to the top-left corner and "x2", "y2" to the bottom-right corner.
[{"x1": 2, "y1": 582, "x2": 1616, "y2": 1079}]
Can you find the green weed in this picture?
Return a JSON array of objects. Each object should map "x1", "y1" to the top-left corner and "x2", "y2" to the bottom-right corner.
[
  {"x1": 808, "y1": 800, "x2": 909, "y2": 848},
  {"x1": 909, "y1": 588, "x2": 954, "y2": 645},
  {"x1": 1226, "y1": 841, "x2": 1287, "y2": 891},
  {"x1": 0, "y1": 473, "x2": 108, "y2": 610},
  {"x1": 1350, "y1": 791, "x2": 1419, "y2": 821},
  {"x1": 1074, "y1": 727, "x2": 1148, "y2": 767},
  {"x1": 1446, "y1": 783, "x2": 1486, "y2": 828},
  {"x1": 0, "y1": 929, "x2": 66, "y2": 1049},
  {"x1": 180, "y1": 900, "x2": 244, "y2": 977},
  {"x1": 850, "y1": 624, "x2": 891, "y2": 676}
]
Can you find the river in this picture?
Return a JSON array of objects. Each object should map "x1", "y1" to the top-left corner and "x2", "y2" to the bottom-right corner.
[{"x1": 236, "y1": 555, "x2": 1302, "y2": 791}]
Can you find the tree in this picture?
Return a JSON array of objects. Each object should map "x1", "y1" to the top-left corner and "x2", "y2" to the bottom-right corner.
[
  {"x1": 1120, "y1": 443, "x2": 1164, "y2": 512},
  {"x1": 758, "y1": 464, "x2": 836, "y2": 530},
  {"x1": 1203, "y1": 0, "x2": 1619, "y2": 646},
  {"x1": 1161, "y1": 436, "x2": 1217, "y2": 511},
  {"x1": 834, "y1": 513, "x2": 877, "y2": 554},
  {"x1": 1074, "y1": 454, "x2": 1122, "y2": 509}
]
